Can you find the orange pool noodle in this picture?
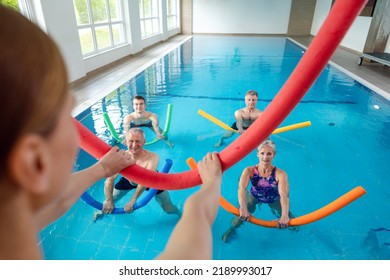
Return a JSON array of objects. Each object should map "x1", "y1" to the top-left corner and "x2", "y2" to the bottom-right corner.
[{"x1": 187, "y1": 157, "x2": 366, "y2": 228}]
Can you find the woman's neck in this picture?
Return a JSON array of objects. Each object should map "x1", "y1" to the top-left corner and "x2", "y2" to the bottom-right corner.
[
  {"x1": 0, "y1": 187, "x2": 42, "y2": 259},
  {"x1": 257, "y1": 163, "x2": 273, "y2": 174}
]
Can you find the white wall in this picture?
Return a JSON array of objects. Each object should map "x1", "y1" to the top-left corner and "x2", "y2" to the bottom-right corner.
[
  {"x1": 311, "y1": 0, "x2": 372, "y2": 53},
  {"x1": 33, "y1": 0, "x2": 85, "y2": 82},
  {"x1": 33, "y1": 0, "x2": 387, "y2": 82},
  {"x1": 33, "y1": 0, "x2": 180, "y2": 82},
  {"x1": 193, "y1": 0, "x2": 291, "y2": 34},
  {"x1": 340, "y1": 17, "x2": 372, "y2": 52},
  {"x1": 310, "y1": 0, "x2": 331, "y2": 35}
]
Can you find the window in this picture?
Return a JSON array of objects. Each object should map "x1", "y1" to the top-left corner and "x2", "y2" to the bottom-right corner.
[
  {"x1": 0, "y1": 0, "x2": 20, "y2": 11},
  {"x1": 166, "y1": 0, "x2": 178, "y2": 30},
  {"x1": 139, "y1": 0, "x2": 160, "y2": 38},
  {"x1": 73, "y1": 0, "x2": 126, "y2": 56},
  {"x1": 1, "y1": 0, "x2": 35, "y2": 21}
]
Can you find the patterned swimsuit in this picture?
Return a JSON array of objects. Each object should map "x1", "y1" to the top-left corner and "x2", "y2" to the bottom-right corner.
[{"x1": 250, "y1": 166, "x2": 280, "y2": 203}]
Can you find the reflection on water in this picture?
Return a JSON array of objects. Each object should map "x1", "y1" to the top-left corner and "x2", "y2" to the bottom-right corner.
[{"x1": 40, "y1": 35, "x2": 390, "y2": 260}]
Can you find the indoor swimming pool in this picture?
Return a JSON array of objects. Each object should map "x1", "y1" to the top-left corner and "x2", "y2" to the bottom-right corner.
[{"x1": 39, "y1": 35, "x2": 390, "y2": 260}]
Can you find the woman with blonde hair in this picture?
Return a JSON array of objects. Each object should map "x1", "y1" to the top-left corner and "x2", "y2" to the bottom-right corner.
[{"x1": 222, "y1": 139, "x2": 295, "y2": 242}]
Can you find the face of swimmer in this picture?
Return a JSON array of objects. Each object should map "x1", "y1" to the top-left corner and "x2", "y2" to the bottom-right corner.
[
  {"x1": 132, "y1": 98, "x2": 146, "y2": 114},
  {"x1": 245, "y1": 93, "x2": 258, "y2": 110},
  {"x1": 125, "y1": 128, "x2": 146, "y2": 156},
  {"x1": 257, "y1": 141, "x2": 276, "y2": 165}
]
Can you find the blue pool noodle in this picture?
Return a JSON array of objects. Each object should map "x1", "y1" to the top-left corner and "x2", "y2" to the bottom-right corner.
[{"x1": 80, "y1": 158, "x2": 173, "y2": 214}]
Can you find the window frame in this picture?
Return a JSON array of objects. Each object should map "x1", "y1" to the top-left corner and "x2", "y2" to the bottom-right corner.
[
  {"x1": 166, "y1": 0, "x2": 178, "y2": 31},
  {"x1": 139, "y1": 0, "x2": 160, "y2": 39},
  {"x1": 73, "y1": 0, "x2": 127, "y2": 57}
]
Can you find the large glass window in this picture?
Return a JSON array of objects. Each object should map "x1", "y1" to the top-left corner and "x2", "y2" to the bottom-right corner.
[
  {"x1": 166, "y1": 0, "x2": 178, "y2": 30},
  {"x1": 73, "y1": 0, "x2": 126, "y2": 56},
  {"x1": 139, "y1": 0, "x2": 160, "y2": 38},
  {"x1": 0, "y1": 0, "x2": 20, "y2": 11},
  {"x1": 1, "y1": 0, "x2": 35, "y2": 21}
]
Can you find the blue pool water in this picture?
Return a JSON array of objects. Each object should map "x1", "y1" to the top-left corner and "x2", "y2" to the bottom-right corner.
[{"x1": 40, "y1": 35, "x2": 390, "y2": 260}]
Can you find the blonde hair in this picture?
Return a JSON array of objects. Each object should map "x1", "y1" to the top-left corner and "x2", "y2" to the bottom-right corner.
[
  {"x1": 0, "y1": 6, "x2": 68, "y2": 175},
  {"x1": 258, "y1": 139, "x2": 276, "y2": 154}
]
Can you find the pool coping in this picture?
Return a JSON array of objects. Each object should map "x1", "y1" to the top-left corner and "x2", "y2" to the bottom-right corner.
[{"x1": 288, "y1": 37, "x2": 390, "y2": 102}]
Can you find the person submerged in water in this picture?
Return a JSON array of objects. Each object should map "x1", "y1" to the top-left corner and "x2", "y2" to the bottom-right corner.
[
  {"x1": 123, "y1": 95, "x2": 174, "y2": 147},
  {"x1": 215, "y1": 90, "x2": 262, "y2": 147},
  {"x1": 102, "y1": 128, "x2": 180, "y2": 215},
  {"x1": 0, "y1": 5, "x2": 230, "y2": 260},
  {"x1": 222, "y1": 139, "x2": 297, "y2": 242}
]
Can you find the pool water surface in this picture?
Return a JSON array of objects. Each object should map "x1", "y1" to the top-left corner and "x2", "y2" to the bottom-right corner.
[{"x1": 40, "y1": 35, "x2": 390, "y2": 260}]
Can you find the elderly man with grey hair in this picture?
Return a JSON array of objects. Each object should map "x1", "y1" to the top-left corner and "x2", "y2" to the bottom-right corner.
[{"x1": 102, "y1": 128, "x2": 180, "y2": 215}]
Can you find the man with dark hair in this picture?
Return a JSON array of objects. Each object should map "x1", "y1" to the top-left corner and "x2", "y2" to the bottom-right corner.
[{"x1": 123, "y1": 95, "x2": 174, "y2": 147}]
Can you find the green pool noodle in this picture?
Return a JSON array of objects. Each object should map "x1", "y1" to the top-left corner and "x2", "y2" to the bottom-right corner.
[
  {"x1": 145, "y1": 103, "x2": 173, "y2": 146},
  {"x1": 103, "y1": 112, "x2": 123, "y2": 142},
  {"x1": 103, "y1": 103, "x2": 172, "y2": 145}
]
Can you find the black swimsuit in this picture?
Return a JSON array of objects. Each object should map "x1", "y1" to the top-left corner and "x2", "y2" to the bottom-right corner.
[
  {"x1": 130, "y1": 120, "x2": 153, "y2": 128},
  {"x1": 114, "y1": 177, "x2": 164, "y2": 194}
]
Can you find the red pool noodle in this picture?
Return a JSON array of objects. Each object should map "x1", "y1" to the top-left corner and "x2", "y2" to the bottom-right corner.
[
  {"x1": 74, "y1": 119, "x2": 200, "y2": 189},
  {"x1": 219, "y1": 0, "x2": 367, "y2": 172},
  {"x1": 75, "y1": 0, "x2": 367, "y2": 190}
]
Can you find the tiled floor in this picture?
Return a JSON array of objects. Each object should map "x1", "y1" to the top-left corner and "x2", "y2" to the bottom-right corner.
[
  {"x1": 290, "y1": 35, "x2": 390, "y2": 100},
  {"x1": 71, "y1": 34, "x2": 390, "y2": 116}
]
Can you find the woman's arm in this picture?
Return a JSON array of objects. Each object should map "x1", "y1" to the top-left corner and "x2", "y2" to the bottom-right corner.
[
  {"x1": 156, "y1": 152, "x2": 222, "y2": 259},
  {"x1": 238, "y1": 167, "x2": 251, "y2": 220},
  {"x1": 35, "y1": 146, "x2": 134, "y2": 228},
  {"x1": 276, "y1": 169, "x2": 290, "y2": 228}
]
